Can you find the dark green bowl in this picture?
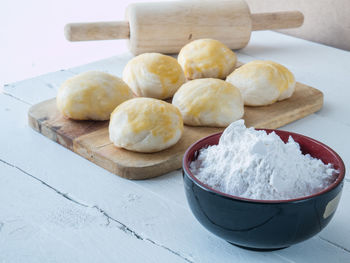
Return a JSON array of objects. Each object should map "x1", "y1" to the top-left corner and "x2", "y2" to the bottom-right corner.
[{"x1": 183, "y1": 129, "x2": 345, "y2": 250}]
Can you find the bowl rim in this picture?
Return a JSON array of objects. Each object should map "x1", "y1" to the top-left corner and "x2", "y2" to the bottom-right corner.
[{"x1": 183, "y1": 129, "x2": 346, "y2": 204}]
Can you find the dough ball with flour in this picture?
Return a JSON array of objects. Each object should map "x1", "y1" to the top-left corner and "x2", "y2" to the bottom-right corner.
[
  {"x1": 178, "y1": 39, "x2": 237, "y2": 80},
  {"x1": 57, "y1": 71, "x2": 134, "y2": 120},
  {"x1": 109, "y1": 98, "x2": 183, "y2": 153},
  {"x1": 172, "y1": 78, "x2": 244, "y2": 127},
  {"x1": 226, "y1": 60, "x2": 296, "y2": 106},
  {"x1": 122, "y1": 53, "x2": 186, "y2": 99}
]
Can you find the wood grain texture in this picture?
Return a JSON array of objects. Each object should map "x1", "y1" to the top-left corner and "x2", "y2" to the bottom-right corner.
[
  {"x1": 126, "y1": 0, "x2": 252, "y2": 54},
  {"x1": 251, "y1": 11, "x2": 304, "y2": 31},
  {"x1": 28, "y1": 82, "x2": 323, "y2": 180},
  {"x1": 64, "y1": 21, "x2": 130, "y2": 41}
]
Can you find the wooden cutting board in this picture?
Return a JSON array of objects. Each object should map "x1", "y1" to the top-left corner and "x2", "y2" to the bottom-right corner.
[{"x1": 28, "y1": 82, "x2": 323, "y2": 180}]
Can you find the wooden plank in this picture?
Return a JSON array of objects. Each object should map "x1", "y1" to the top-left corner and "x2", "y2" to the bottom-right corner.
[
  {"x1": 27, "y1": 82, "x2": 323, "y2": 179},
  {"x1": 2, "y1": 92, "x2": 350, "y2": 262},
  {"x1": 0, "y1": 162, "x2": 188, "y2": 263}
]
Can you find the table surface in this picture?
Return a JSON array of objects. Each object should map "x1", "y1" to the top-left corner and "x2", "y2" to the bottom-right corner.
[{"x1": 1, "y1": 31, "x2": 350, "y2": 262}]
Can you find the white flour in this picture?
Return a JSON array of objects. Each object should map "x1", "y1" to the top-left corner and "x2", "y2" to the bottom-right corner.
[{"x1": 190, "y1": 120, "x2": 336, "y2": 200}]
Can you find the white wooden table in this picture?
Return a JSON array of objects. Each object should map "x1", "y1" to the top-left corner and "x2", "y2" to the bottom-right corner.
[{"x1": 1, "y1": 31, "x2": 350, "y2": 262}]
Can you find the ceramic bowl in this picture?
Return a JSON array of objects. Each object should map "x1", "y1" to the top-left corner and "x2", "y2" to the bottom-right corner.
[{"x1": 183, "y1": 129, "x2": 345, "y2": 250}]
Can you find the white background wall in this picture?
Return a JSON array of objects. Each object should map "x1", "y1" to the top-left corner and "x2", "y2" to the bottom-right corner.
[{"x1": 0, "y1": 0, "x2": 172, "y2": 87}]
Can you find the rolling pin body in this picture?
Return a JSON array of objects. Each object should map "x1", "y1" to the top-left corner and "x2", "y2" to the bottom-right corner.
[
  {"x1": 127, "y1": 0, "x2": 252, "y2": 54},
  {"x1": 65, "y1": 0, "x2": 304, "y2": 54}
]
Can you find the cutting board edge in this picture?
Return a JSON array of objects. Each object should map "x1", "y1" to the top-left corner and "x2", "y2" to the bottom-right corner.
[
  {"x1": 73, "y1": 138, "x2": 184, "y2": 179},
  {"x1": 254, "y1": 89, "x2": 323, "y2": 129}
]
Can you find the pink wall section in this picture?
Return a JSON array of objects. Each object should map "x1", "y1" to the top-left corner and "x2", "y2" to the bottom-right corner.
[{"x1": 1, "y1": 0, "x2": 169, "y2": 87}]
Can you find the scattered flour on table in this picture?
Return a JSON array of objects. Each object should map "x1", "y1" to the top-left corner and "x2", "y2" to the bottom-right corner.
[{"x1": 190, "y1": 120, "x2": 337, "y2": 200}]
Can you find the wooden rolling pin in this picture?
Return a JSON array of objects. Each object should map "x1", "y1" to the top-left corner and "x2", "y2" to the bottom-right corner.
[{"x1": 64, "y1": 0, "x2": 304, "y2": 55}]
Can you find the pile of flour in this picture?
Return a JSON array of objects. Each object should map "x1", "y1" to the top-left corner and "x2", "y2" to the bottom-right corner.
[{"x1": 190, "y1": 120, "x2": 336, "y2": 200}]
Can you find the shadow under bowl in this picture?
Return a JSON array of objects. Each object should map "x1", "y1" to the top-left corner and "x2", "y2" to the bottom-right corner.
[{"x1": 183, "y1": 129, "x2": 345, "y2": 250}]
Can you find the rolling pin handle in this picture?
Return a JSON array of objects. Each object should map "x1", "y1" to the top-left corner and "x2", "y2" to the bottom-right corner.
[
  {"x1": 64, "y1": 21, "x2": 130, "y2": 41},
  {"x1": 251, "y1": 11, "x2": 304, "y2": 31}
]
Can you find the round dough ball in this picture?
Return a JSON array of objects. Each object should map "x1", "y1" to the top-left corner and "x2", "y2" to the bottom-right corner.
[
  {"x1": 122, "y1": 53, "x2": 186, "y2": 99},
  {"x1": 226, "y1": 60, "x2": 295, "y2": 106},
  {"x1": 172, "y1": 78, "x2": 244, "y2": 127},
  {"x1": 57, "y1": 71, "x2": 133, "y2": 120},
  {"x1": 109, "y1": 98, "x2": 183, "y2": 153},
  {"x1": 178, "y1": 39, "x2": 237, "y2": 80}
]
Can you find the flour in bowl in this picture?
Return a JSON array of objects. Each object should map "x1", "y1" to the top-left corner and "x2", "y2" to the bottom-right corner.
[{"x1": 190, "y1": 120, "x2": 336, "y2": 200}]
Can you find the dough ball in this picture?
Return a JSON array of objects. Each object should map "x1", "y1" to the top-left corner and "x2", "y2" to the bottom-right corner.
[
  {"x1": 172, "y1": 78, "x2": 244, "y2": 127},
  {"x1": 226, "y1": 60, "x2": 296, "y2": 106},
  {"x1": 178, "y1": 39, "x2": 237, "y2": 80},
  {"x1": 57, "y1": 71, "x2": 133, "y2": 120},
  {"x1": 109, "y1": 98, "x2": 183, "y2": 153},
  {"x1": 122, "y1": 53, "x2": 186, "y2": 99}
]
